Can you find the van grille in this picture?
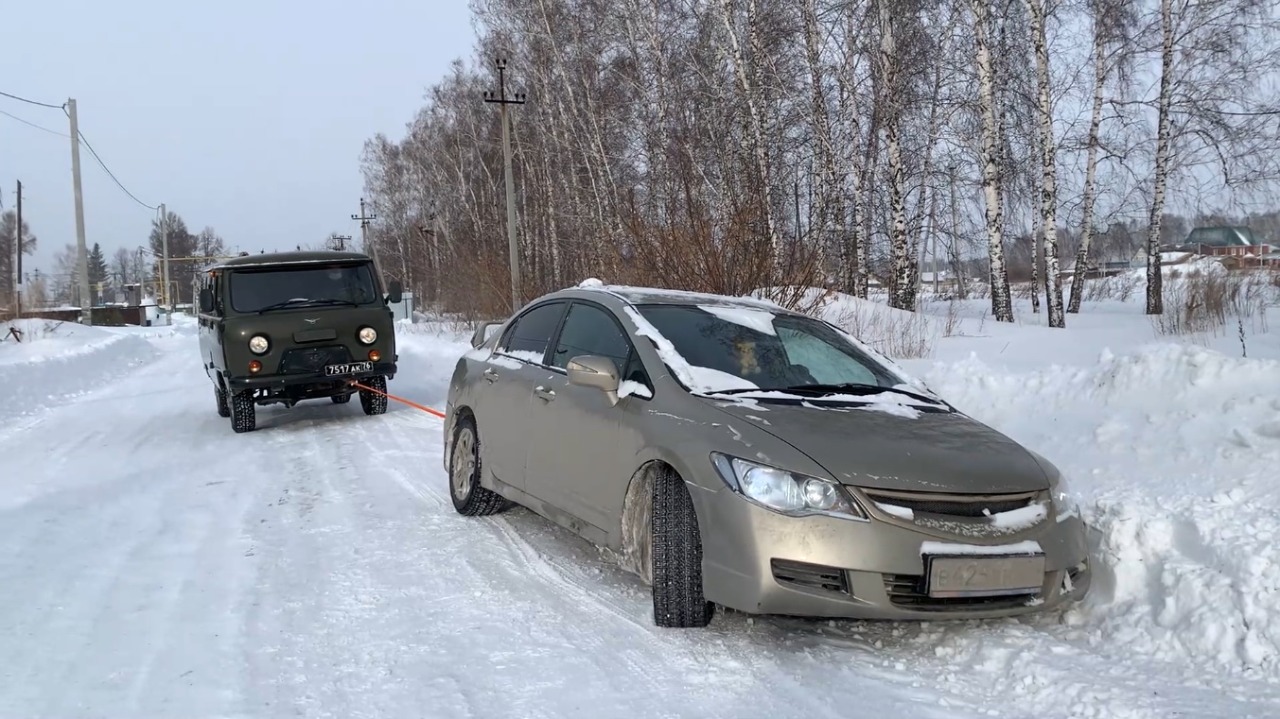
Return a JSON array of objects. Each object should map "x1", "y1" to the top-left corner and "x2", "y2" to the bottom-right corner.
[{"x1": 278, "y1": 345, "x2": 352, "y2": 374}]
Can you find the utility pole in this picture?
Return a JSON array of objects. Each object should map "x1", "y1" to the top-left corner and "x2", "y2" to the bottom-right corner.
[
  {"x1": 14, "y1": 180, "x2": 22, "y2": 318},
  {"x1": 329, "y1": 233, "x2": 352, "y2": 251},
  {"x1": 351, "y1": 198, "x2": 386, "y2": 285},
  {"x1": 67, "y1": 98, "x2": 92, "y2": 325},
  {"x1": 159, "y1": 203, "x2": 172, "y2": 322},
  {"x1": 947, "y1": 163, "x2": 960, "y2": 298},
  {"x1": 483, "y1": 57, "x2": 527, "y2": 313}
]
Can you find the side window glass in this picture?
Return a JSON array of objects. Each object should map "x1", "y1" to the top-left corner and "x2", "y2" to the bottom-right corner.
[
  {"x1": 551, "y1": 303, "x2": 633, "y2": 372},
  {"x1": 497, "y1": 302, "x2": 565, "y2": 364}
]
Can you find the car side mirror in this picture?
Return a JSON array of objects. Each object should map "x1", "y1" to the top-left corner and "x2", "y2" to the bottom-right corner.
[
  {"x1": 568, "y1": 355, "x2": 621, "y2": 404},
  {"x1": 470, "y1": 321, "x2": 501, "y2": 349},
  {"x1": 386, "y1": 280, "x2": 403, "y2": 305},
  {"x1": 198, "y1": 288, "x2": 215, "y2": 313}
]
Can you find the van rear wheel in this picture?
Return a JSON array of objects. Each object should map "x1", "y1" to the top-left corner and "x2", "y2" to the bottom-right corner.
[{"x1": 214, "y1": 386, "x2": 230, "y2": 417}]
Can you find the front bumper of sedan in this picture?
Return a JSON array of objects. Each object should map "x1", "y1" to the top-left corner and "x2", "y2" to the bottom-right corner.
[{"x1": 689, "y1": 483, "x2": 1092, "y2": 620}]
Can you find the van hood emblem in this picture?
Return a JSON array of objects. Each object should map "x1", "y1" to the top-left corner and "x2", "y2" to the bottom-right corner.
[{"x1": 303, "y1": 318, "x2": 319, "y2": 324}]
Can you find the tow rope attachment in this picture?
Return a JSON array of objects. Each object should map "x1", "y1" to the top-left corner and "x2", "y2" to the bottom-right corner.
[{"x1": 347, "y1": 380, "x2": 447, "y2": 419}]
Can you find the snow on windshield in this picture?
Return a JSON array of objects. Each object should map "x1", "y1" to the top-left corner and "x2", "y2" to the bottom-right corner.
[{"x1": 697, "y1": 305, "x2": 778, "y2": 336}]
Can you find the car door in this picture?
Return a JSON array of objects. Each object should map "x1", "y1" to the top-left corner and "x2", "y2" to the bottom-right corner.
[
  {"x1": 472, "y1": 300, "x2": 568, "y2": 492},
  {"x1": 524, "y1": 301, "x2": 653, "y2": 536}
]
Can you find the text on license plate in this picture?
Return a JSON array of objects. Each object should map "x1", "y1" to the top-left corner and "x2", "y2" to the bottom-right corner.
[
  {"x1": 926, "y1": 554, "x2": 1045, "y2": 598},
  {"x1": 325, "y1": 361, "x2": 373, "y2": 376}
]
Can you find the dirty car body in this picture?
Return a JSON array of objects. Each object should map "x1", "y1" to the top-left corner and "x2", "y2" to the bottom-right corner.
[
  {"x1": 444, "y1": 284, "x2": 1091, "y2": 627},
  {"x1": 197, "y1": 250, "x2": 402, "y2": 433}
]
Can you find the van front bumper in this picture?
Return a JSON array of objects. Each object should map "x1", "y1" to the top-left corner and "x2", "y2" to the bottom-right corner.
[{"x1": 226, "y1": 360, "x2": 398, "y2": 391}]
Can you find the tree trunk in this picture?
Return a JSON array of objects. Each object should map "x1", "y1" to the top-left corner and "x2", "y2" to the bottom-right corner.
[
  {"x1": 1068, "y1": 0, "x2": 1110, "y2": 314},
  {"x1": 971, "y1": 0, "x2": 1015, "y2": 322},
  {"x1": 1145, "y1": 0, "x2": 1173, "y2": 316},
  {"x1": 1028, "y1": 0, "x2": 1063, "y2": 327}
]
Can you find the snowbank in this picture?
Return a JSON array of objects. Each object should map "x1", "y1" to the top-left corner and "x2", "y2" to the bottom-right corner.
[
  {"x1": 0, "y1": 319, "x2": 159, "y2": 429},
  {"x1": 907, "y1": 343, "x2": 1280, "y2": 679}
]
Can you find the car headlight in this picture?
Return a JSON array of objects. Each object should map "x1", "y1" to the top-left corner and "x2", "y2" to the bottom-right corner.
[
  {"x1": 248, "y1": 335, "x2": 269, "y2": 354},
  {"x1": 1051, "y1": 474, "x2": 1081, "y2": 521},
  {"x1": 358, "y1": 327, "x2": 377, "y2": 345},
  {"x1": 711, "y1": 454, "x2": 868, "y2": 520}
]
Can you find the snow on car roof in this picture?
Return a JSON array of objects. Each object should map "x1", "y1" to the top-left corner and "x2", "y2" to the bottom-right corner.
[{"x1": 572, "y1": 278, "x2": 786, "y2": 311}]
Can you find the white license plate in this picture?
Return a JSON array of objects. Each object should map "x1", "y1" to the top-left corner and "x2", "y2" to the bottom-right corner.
[
  {"x1": 926, "y1": 554, "x2": 1045, "y2": 598},
  {"x1": 324, "y1": 361, "x2": 373, "y2": 376}
]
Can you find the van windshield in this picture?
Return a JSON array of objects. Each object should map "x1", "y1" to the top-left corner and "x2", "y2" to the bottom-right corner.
[{"x1": 229, "y1": 264, "x2": 378, "y2": 313}]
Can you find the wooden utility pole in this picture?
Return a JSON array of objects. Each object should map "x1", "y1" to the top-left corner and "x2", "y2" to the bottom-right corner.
[
  {"x1": 66, "y1": 98, "x2": 92, "y2": 325},
  {"x1": 351, "y1": 198, "x2": 387, "y2": 285},
  {"x1": 14, "y1": 180, "x2": 22, "y2": 318},
  {"x1": 329, "y1": 233, "x2": 352, "y2": 251},
  {"x1": 159, "y1": 203, "x2": 172, "y2": 318},
  {"x1": 483, "y1": 57, "x2": 527, "y2": 313}
]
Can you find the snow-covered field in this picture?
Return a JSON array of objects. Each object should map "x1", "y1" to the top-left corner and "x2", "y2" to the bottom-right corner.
[{"x1": 2, "y1": 286, "x2": 1278, "y2": 718}]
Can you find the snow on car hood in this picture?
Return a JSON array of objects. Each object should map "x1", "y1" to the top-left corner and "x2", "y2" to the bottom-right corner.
[{"x1": 703, "y1": 396, "x2": 1051, "y2": 493}]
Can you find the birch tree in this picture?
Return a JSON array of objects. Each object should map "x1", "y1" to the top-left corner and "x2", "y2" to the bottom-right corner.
[
  {"x1": 1026, "y1": 0, "x2": 1064, "y2": 327},
  {"x1": 970, "y1": 0, "x2": 1015, "y2": 322}
]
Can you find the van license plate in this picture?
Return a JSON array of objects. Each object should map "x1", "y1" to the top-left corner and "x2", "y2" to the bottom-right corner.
[
  {"x1": 325, "y1": 361, "x2": 373, "y2": 376},
  {"x1": 926, "y1": 555, "x2": 1045, "y2": 598}
]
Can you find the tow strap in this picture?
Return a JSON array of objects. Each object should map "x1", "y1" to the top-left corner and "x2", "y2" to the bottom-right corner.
[{"x1": 347, "y1": 380, "x2": 447, "y2": 419}]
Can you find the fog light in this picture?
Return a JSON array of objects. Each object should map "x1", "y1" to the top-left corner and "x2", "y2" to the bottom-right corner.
[
  {"x1": 368, "y1": 349, "x2": 381, "y2": 362},
  {"x1": 249, "y1": 360, "x2": 262, "y2": 373}
]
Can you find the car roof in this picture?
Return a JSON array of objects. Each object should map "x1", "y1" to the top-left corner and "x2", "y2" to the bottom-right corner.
[
  {"x1": 539, "y1": 281, "x2": 797, "y2": 315},
  {"x1": 204, "y1": 250, "x2": 372, "y2": 271}
]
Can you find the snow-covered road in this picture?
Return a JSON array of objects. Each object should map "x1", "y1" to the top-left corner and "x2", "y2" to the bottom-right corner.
[{"x1": 2, "y1": 320, "x2": 1278, "y2": 718}]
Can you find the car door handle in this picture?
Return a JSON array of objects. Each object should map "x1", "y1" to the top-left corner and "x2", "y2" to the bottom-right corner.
[
  {"x1": 483, "y1": 368, "x2": 499, "y2": 383},
  {"x1": 534, "y1": 386, "x2": 556, "y2": 401}
]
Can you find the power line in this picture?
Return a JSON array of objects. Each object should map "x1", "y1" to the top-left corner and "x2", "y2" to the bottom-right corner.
[
  {"x1": 0, "y1": 89, "x2": 65, "y2": 110},
  {"x1": 63, "y1": 106, "x2": 159, "y2": 211},
  {"x1": 0, "y1": 108, "x2": 69, "y2": 138}
]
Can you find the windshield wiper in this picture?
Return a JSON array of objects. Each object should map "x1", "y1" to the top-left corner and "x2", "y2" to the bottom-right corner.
[
  {"x1": 257, "y1": 298, "x2": 358, "y2": 314},
  {"x1": 776, "y1": 382, "x2": 944, "y2": 406}
]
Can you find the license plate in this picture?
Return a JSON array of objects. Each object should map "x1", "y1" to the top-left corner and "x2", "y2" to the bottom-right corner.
[
  {"x1": 926, "y1": 554, "x2": 1045, "y2": 598},
  {"x1": 324, "y1": 361, "x2": 373, "y2": 376}
]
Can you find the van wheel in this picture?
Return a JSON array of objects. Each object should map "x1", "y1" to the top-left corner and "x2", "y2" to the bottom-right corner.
[
  {"x1": 331, "y1": 392, "x2": 352, "y2": 404},
  {"x1": 449, "y1": 416, "x2": 512, "y2": 516},
  {"x1": 359, "y1": 375, "x2": 388, "y2": 415},
  {"x1": 214, "y1": 386, "x2": 230, "y2": 417},
  {"x1": 651, "y1": 466, "x2": 714, "y2": 628},
  {"x1": 230, "y1": 390, "x2": 256, "y2": 433}
]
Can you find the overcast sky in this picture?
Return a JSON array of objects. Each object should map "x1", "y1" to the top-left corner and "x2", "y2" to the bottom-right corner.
[{"x1": 1, "y1": 0, "x2": 476, "y2": 276}]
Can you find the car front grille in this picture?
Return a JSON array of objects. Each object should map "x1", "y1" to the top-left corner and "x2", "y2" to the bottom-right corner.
[
  {"x1": 771, "y1": 559, "x2": 850, "y2": 596},
  {"x1": 863, "y1": 488, "x2": 1041, "y2": 518},
  {"x1": 883, "y1": 573, "x2": 1040, "y2": 611},
  {"x1": 278, "y1": 345, "x2": 353, "y2": 375}
]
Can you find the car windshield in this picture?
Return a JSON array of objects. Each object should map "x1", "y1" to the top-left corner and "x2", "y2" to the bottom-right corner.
[
  {"x1": 229, "y1": 264, "x2": 378, "y2": 313},
  {"x1": 634, "y1": 304, "x2": 900, "y2": 392}
]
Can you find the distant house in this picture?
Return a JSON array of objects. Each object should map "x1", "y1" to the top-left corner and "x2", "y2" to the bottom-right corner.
[{"x1": 1164, "y1": 225, "x2": 1279, "y2": 268}]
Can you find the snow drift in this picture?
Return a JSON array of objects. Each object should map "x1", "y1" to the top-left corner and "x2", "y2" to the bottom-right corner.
[{"x1": 908, "y1": 343, "x2": 1280, "y2": 680}]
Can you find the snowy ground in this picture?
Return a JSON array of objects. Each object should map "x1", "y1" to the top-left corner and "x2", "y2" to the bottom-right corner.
[{"x1": 2, "y1": 289, "x2": 1279, "y2": 718}]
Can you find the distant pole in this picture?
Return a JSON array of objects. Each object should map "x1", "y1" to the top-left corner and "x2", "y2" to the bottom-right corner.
[
  {"x1": 947, "y1": 163, "x2": 959, "y2": 296},
  {"x1": 67, "y1": 98, "x2": 92, "y2": 325},
  {"x1": 330, "y1": 233, "x2": 352, "y2": 252},
  {"x1": 160, "y1": 203, "x2": 172, "y2": 321},
  {"x1": 484, "y1": 57, "x2": 527, "y2": 313},
  {"x1": 14, "y1": 180, "x2": 23, "y2": 318},
  {"x1": 351, "y1": 198, "x2": 386, "y2": 284}
]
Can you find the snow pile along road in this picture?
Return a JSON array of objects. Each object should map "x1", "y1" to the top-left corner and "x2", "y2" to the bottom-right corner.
[
  {"x1": 0, "y1": 319, "x2": 159, "y2": 428},
  {"x1": 910, "y1": 343, "x2": 1280, "y2": 681}
]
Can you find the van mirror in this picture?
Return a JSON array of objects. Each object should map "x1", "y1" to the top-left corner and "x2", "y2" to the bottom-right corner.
[
  {"x1": 198, "y1": 288, "x2": 215, "y2": 313},
  {"x1": 386, "y1": 280, "x2": 403, "y2": 305}
]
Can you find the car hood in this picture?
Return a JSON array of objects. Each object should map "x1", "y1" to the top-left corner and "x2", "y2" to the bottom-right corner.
[{"x1": 704, "y1": 398, "x2": 1050, "y2": 493}]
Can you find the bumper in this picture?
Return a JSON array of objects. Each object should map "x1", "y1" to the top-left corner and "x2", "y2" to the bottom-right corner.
[
  {"x1": 690, "y1": 483, "x2": 1092, "y2": 620},
  {"x1": 226, "y1": 361, "x2": 398, "y2": 391}
]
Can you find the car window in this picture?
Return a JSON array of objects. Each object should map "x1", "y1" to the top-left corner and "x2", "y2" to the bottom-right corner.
[
  {"x1": 550, "y1": 303, "x2": 632, "y2": 372},
  {"x1": 635, "y1": 304, "x2": 896, "y2": 390},
  {"x1": 498, "y1": 301, "x2": 566, "y2": 363}
]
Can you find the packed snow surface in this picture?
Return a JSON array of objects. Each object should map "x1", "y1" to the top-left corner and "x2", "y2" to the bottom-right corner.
[{"x1": 3, "y1": 297, "x2": 1280, "y2": 718}]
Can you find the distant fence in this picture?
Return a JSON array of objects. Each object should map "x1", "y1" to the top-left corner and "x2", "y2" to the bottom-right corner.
[{"x1": 0, "y1": 306, "x2": 147, "y2": 326}]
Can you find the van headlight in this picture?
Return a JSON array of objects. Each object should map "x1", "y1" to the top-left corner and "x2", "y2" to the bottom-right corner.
[
  {"x1": 248, "y1": 335, "x2": 270, "y2": 354},
  {"x1": 711, "y1": 454, "x2": 868, "y2": 520},
  {"x1": 358, "y1": 327, "x2": 377, "y2": 345}
]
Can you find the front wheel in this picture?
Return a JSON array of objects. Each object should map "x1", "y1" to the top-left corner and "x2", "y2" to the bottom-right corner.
[
  {"x1": 230, "y1": 390, "x2": 256, "y2": 433},
  {"x1": 359, "y1": 375, "x2": 388, "y2": 415},
  {"x1": 449, "y1": 417, "x2": 512, "y2": 516},
  {"x1": 214, "y1": 385, "x2": 230, "y2": 417},
  {"x1": 651, "y1": 466, "x2": 714, "y2": 628}
]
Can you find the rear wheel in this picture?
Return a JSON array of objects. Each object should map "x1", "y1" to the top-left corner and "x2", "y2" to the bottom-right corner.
[
  {"x1": 230, "y1": 390, "x2": 256, "y2": 433},
  {"x1": 214, "y1": 385, "x2": 230, "y2": 417},
  {"x1": 359, "y1": 375, "x2": 388, "y2": 415},
  {"x1": 449, "y1": 416, "x2": 512, "y2": 516},
  {"x1": 651, "y1": 466, "x2": 714, "y2": 628}
]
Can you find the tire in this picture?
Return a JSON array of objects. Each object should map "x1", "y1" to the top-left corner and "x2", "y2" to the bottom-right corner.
[
  {"x1": 230, "y1": 390, "x2": 256, "y2": 433},
  {"x1": 449, "y1": 416, "x2": 513, "y2": 516},
  {"x1": 359, "y1": 375, "x2": 388, "y2": 415},
  {"x1": 651, "y1": 466, "x2": 714, "y2": 628},
  {"x1": 331, "y1": 392, "x2": 352, "y2": 404},
  {"x1": 215, "y1": 385, "x2": 230, "y2": 417}
]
